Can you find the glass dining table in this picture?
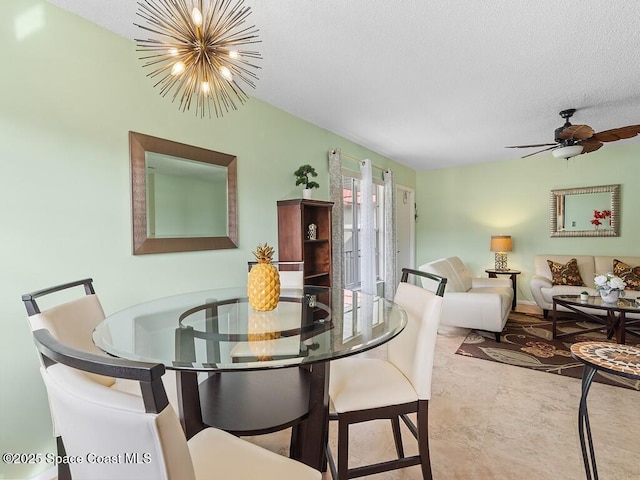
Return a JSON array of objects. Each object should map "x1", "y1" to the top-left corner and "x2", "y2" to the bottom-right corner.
[{"x1": 93, "y1": 285, "x2": 407, "y2": 471}]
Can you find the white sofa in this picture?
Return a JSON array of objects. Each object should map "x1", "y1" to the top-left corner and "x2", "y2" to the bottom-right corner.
[
  {"x1": 418, "y1": 257, "x2": 514, "y2": 341},
  {"x1": 530, "y1": 255, "x2": 640, "y2": 317}
]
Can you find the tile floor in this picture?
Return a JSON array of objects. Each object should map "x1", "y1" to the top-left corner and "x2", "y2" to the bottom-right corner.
[{"x1": 245, "y1": 304, "x2": 640, "y2": 479}]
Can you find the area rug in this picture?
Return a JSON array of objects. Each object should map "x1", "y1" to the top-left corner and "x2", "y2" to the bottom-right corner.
[{"x1": 455, "y1": 311, "x2": 640, "y2": 390}]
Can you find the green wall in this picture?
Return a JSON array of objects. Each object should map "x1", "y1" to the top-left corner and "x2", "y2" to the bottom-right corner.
[
  {"x1": 0, "y1": 2, "x2": 413, "y2": 478},
  {"x1": 3, "y1": 2, "x2": 638, "y2": 479},
  {"x1": 415, "y1": 143, "x2": 640, "y2": 303}
]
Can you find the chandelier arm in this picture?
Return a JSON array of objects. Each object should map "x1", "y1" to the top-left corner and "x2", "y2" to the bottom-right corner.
[
  {"x1": 137, "y1": 1, "x2": 190, "y2": 40},
  {"x1": 212, "y1": 16, "x2": 254, "y2": 45}
]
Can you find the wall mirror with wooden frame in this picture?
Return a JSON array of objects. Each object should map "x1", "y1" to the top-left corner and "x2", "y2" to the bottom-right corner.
[
  {"x1": 550, "y1": 184, "x2": 620, "y2": 237},
  {"x1": 130, "y1": 131, "x2": 237, "y2": 254}
]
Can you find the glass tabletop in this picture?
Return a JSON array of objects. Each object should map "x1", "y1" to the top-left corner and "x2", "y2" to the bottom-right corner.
[
  {"x1": 554, "y1": 294, "x2": 640, "y2": 312},
  {"x1": 93, "y1": 286, "x2": 407, "y2": 372}
]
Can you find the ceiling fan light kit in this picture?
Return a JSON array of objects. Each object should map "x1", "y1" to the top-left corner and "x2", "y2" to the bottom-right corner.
[
  {"x1": 134, "y1": 0, "x2": 262, "y2": 118},
  {"x1": 506, "y1": 108, "x2": 640, "y2": 160},
  {"x1": 552, "y1": 145, "x2": 583, "y2": 159}
]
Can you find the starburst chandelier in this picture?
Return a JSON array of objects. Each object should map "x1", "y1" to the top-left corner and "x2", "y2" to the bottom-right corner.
[{"x1": 135, "y1": 0, "x2": 261, "y2": 118}]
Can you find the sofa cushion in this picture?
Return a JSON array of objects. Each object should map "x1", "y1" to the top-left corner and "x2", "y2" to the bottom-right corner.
[
  {"x1": 613, "y1": 259, "x2": 640, "y2": 291},
  {"x1": 419, "y1": 257, "x2": 466, "y2": 292},
  {"x1": 547, "y1": 258, "x2": 585, "y2": 286},
  {"x1": 594, "y1": 256, "x2": 640, "y2": 277},
  {"x1": 535, "y1": 255, "x2": 595, "y2": 285},
  {"x1": 447, "y1": 256, "x2": 473, "y2": 291}
]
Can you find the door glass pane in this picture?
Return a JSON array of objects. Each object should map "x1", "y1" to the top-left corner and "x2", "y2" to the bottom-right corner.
[{"x1": 342, "y1": 174, "x2": 385, "y2": 291}]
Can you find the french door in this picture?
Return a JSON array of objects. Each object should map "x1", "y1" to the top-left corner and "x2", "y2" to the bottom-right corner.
[{"x1": 342, "y1": 173, "x2": 385, "y2": 291}]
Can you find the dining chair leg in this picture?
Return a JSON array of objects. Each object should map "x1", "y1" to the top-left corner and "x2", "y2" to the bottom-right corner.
[
  {"x1": 57, "y1": 436, "x2": 71, "y2": 480},
  {"x1": 337, "y1": 417, "x2": 350, "y2": 480},
  {"x1": 390, "y1": 416, "x2": 405, "y2": 458},
  {"x1": 417, "y1": 400, "x2": 433, "y2": 480}
]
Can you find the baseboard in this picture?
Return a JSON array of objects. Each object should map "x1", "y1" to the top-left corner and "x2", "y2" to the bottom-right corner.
[
  {"x1": 31, "y1": 466, "x2": 56, "y2": 480},
  {"x1": 517, "y1": 300, "x2": 536, "y2": 305}
]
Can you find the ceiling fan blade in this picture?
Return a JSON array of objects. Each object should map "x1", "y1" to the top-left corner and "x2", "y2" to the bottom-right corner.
[
  {"x1": 578, "y1": 139, "x2": 604, "y2": 154},
  {"x1": 505, "y1": 143, "x2": 557, "y2": 149},
  {"x1": 557, "y1": 124, "x2": 595, "y2": 141},
  {"x1": 592, "y1": 125, "x2": 640, "y2": 142},
  {"x1": 520, "y1": 145, "x2": 558, "y2": 158}
]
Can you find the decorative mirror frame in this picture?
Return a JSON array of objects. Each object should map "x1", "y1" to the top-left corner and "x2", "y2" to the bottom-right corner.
[
  {"x1": 549, "y1": 184, "x2": 620, "y2": 237},
  {"x1": 130, "y1": 131, "x2": 238, "y2": 254}
]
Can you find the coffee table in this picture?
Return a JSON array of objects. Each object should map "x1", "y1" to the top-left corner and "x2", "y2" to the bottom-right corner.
[{"x1": 552, "y1": 295, "x2": 640, "y2": 344}]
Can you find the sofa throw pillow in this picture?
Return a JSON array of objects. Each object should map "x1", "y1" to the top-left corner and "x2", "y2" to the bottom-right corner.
[
  {"x1": 613, "y1": 259, "x2": 640, "y2": 291},
  {"x1": 547, "y1": 258, "x2": 584, "y2": 286}
]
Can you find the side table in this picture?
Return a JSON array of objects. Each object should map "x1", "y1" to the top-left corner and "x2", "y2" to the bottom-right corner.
[
  {"x1": 485, "y1": 269, "x2": 521, "y2": 310},
  {"x1": 570, "y1": 342, "x2": 640, "y2": 480}
]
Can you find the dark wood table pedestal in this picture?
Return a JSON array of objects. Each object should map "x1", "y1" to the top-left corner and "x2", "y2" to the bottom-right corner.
[{"x1": 177, "y1": 363, "x2": 329, "y2": 471}]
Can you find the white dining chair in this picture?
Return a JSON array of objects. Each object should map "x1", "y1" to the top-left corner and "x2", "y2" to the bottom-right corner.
[
  {"x1": 32, "y1": 328, "x2": 321, "y2": 480},
  {"x1": 248, "y1": 260, "x2": 305, "y2": 290},
  {"x1": 22, "y1": 278, "x2": 179, "y2": 480},
  {"x1": 22, "y1": 279, "x2": 178, "y2": 404},
  {"x1": 325, "y1": 268, "x2": 446, "y2": 479}
]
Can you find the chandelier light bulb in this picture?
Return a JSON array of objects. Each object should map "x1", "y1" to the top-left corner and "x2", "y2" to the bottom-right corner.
[
  {"x1": 171, "y1": 62, "x2": 185, "y2": 75},
  {"x1": 220, "y1": 66, "x2": 233, "y2": 81},
  {"x1": 229, "y1": 50, "x2": 239, "y2": 59},
  {"x1": 191, "y1": 7, "x2": 203, "y2": 26},
  {"x1": 201, "y1": 81, "x2": 210, "y2": 94},
  {"x1": 168, "y1": 47, "x2": 178, "y2": 56}
]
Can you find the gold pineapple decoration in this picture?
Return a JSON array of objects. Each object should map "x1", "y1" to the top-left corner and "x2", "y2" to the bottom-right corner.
[{"x1": 248, "y1": 243, "x2": 280, "y2": 311}]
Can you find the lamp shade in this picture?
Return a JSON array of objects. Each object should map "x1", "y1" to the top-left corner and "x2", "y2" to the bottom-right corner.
[
  {"x1": 552, "y1": 145, "x2": 583, "y2": 159},
  {"x1": 490, "y1": 235, "x2": 512, "y2": 252}
]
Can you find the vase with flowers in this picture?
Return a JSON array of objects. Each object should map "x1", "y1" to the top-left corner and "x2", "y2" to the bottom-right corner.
[{"x1": 594, "y1": 273, "x2": 626, "y2": 303}]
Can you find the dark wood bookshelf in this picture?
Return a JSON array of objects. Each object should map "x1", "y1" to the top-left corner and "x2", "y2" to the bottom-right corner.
[{"x1": 277, "y1": 199, "x2": 333, "y2": 287}]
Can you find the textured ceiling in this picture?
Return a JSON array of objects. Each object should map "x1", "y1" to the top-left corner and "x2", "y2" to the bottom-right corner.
[{"x1": 47, "y1": 0, "x2": 640, "y2": 171}]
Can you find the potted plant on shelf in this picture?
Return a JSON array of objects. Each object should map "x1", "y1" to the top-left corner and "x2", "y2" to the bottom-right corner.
[
  {"x1": 580, "y1": 291, "x2": 589, "y2": 302},
  {"x1": 294, "y1": 164, "x2": 319, "y2": 199}
]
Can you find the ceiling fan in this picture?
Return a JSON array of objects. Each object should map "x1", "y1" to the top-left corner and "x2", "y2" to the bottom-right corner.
[{"x1": 506, "y1": 108, "x2": 640, "y2": 159}]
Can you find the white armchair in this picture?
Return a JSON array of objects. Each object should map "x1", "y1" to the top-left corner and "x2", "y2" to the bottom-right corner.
[{"x1": 419, "y1": 257, "x2": 513, "y2": 341}]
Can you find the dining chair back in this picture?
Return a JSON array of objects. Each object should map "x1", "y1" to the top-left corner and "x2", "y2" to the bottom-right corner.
[
  {"x1": 22, "y1": 279, "x2": 134, "y2": 480},
  {"x1": 32, "y1": 328, "x2": 321, "y2": 480},
  {"x1": 326, "y1": 268, "x2": 446, "y2": 480},
  {"x1": 248, "y1": 260, "x2": 305, "y2": 289},
  {"x1": 23, "y1": 279, "x2": 114, "y2": 386},
  {"x1": 388, "y1": 280, "x2": 443, "y2": 401}
]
